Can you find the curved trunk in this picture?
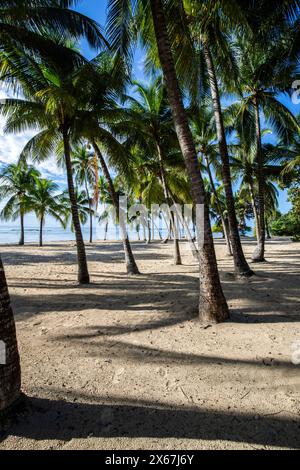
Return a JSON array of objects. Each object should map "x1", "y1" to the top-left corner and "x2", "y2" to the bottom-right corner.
[
  {"x1": 0, "y1": 255, "x2": 21, "y2": 412},
  {"x1": 252, "y1": 97, "x2": 266, "y2": 262},
  {"x1": 203, "y1": 42, "x2": 253, "y2": 277},
  {"x1": 63, "y1": 131, "x2": 90, "y2": 284},
  {"x1": 204, "y1": 155, "x2": 232, "y2": 256},
  {"x1": 19, "y1": 212, "x2": 24, "y2": 246},
  {"x1": 151, "y1": 0, "x2": 229, "y2": 323},
  {"x1": 39, "y1": 216, "x2": 43, "y2": 247},
  {"x1": 92, "y1": 140, "x2": 140, "y2": 275}
]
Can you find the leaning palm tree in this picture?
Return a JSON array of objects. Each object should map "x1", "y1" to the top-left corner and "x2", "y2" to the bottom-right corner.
[
  {"x1": 107, "y1": 0, "x2": 229, "y2": 322},
  {"x1": 25, "y1": 177, "x2": 66, "y2": 247},
  {"x1": 0, "y1": 255, "x2": 21, "y2": 411},
  {"x1": 0, "y1": 161, "x2": 40, "y2": 245}
]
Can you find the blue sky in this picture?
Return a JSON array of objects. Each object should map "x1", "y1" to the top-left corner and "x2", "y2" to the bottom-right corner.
[{"x1": 0, "y1": 0, "x2": 297, "y2": 231}]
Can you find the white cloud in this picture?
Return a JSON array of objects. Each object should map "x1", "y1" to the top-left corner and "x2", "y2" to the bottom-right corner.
[{"x1": 0, "y1": 86, "x2": 62, "y2": 178}]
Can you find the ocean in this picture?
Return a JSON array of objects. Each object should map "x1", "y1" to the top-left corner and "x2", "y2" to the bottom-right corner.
[{"x1": 0, "y1": 224, "x2": 172, "y2": 244}]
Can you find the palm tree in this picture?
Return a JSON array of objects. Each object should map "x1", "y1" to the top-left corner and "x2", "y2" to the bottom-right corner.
[
  {"x1": 179, "y1": 0, "x2": 254, "y2": 277},
  {"x1": 125, "y1": 78, "x2": 190, "y2": 265},
  {"x1": 0, "y1": 255, "x2": 21, "y2": 411},
  {"x1": 0, "y1": 60, "x2": 91, "y2": 284},
  {"x1": 72, "y1": 146, "x2": 98, "y2": 243},
  {"x1": 0, "y1": 161, "x2": 40, "y2": 245},
  {"x1": 61, "y1": 188, "x2": 94, "y2": 233},
  {"x1": 107, "y1": 0, "x2": 229, "y2": 322},
  {"x1": 25, "y1": 178, "x2": 66, "y2": 247},
  {"x1": 190, "y1": 105, "x2": 233, "y2": 256},
  {"x1": 98, "y1": 176, "x2": 114, "y2": 241},
  {"x1": 0, "y1": 0, "x2": 106, "y2": 81},
  {"x1": 232, "y1": 36, "x2": 298, "y2": 262}
]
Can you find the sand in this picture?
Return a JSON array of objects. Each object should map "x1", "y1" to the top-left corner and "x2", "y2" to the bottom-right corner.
[{"x1": 0, "y1": 238, "x2": 299, "y2": 450}]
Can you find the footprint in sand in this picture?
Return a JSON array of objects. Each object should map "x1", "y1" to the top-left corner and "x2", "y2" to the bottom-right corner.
[{"x1": 112, "y1": 367, "x2": 125, "y2": 384}]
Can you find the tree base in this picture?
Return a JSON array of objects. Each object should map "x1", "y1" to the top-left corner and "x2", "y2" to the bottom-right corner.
[
  {"x1": 0, "y1": 392, "x2": 25, "y2": 421},
  {"x1": 251, "y1": 258, "x2": 266, "y2": 263},
  {"x1": 78, "y1": 274, "x2": 90, "y2": 284}
]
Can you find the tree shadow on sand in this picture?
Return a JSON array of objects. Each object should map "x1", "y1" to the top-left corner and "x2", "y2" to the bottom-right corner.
[{"x1": 1, "y1": 393, "x2": 299, "y2": 449}]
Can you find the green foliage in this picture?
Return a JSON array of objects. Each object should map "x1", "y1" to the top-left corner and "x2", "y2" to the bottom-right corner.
[{"x1": 271, "y1": 212, "x2": 300, "y2": 238}]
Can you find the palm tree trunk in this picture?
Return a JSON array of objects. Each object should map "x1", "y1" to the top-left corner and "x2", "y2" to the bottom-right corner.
[
  {"x1": 156, "y1": 141, "x2": 182, "y2": 265},
  {"x1": 266, "y1": 220, "x2": 271, "y2": 240},
  {"x1": 84, "y1": 177, "x2": 93, "y2": 244},
  {"x1": 19, "y1": 212, "x2": 24, "y2": 246},
  {"x1": 104, "y1": 221, "x2": 108, "y2": 241},
  {"x1": 252, "y1": 97, "x2": 266, "y2": 262},
  {"x1": 39, "y1": 216, "x2": 43, "y2": 247},
  {"x1": 203, "y1": 42, "x2": 253, "y2": 277},
  {"x1": 249, "y1": 181, "x2": 260, "y2": 242},
  {"x1": 92, "y1": 140, "x2": 140, "y2": 275},
  {"x1": 204, "y1": 155, "x2": 232, "y2": 256},
  {"x1": 63, "y1": 131, "x2": 90, "y2": 284},
  {"x1": 151, "y1": 0, "x2": 229, "y2": 323},
  {"x1": 156, "y1": 141, "x2": 199, "y2": 262},
  {"x1": 0, "y1": 255, "x2": 21, "y2": 412}
]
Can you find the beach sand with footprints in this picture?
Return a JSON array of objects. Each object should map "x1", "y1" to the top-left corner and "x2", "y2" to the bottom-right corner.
[{"x1": 0, "y1": 238, "x2": 300, "y2": 450}]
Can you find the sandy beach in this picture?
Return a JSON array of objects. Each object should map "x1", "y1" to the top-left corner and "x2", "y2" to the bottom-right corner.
[{"x1": 0, "y1": 238, "x2": 300, "y2": 450}]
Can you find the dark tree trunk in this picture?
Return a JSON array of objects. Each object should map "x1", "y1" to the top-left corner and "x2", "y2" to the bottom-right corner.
[
  {"x1": 63, "y1": 131, "x2": 90, "y2": 284},
  {"x1": 19, "y1": 212, "x2": 24, "y2": 246},
  {"x1": 151, "y1": 0, "x2": 229, "y2": 323},
  {"x1": 203, "y1": 43, "x2": 253, "y2": 277},
  {"x1": 249, "y1": 181, "x2": 260, "y2": 242},
  {"x1": 84, "y1": 178, "x2": 93, "y2": 244},
  {"x1": 92, "y1": 141, "x2": 140, "y2": 275},
  {"x1": 39, "y1": 216, "x2": 43, "y2": 247},
  {"x1": 266, "y1": 221, "x2": 271, "y2": 240},
  {"x1": 104, "y1": 221, "x2": 108, "y2": 241},
  {"x1": 252, "y1": 97, "x2": 266, "y2": 262},
  {"x1": 204, "y1": 155, "x2": 232, "y2": 256},
  {"x1": 0, "y1": 255, "x2": 21, "y2": 411}
]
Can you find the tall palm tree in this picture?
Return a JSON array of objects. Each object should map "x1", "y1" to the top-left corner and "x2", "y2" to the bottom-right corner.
[
  {"x1": 25, "y1": 177, "x2": 66, "y2": 247},
  {"x1": 0, "y1": 60, "x2": 91, "y2": 284},
  {"x1": 125, "y1": 78, "x2": 192, "y2": 265},
  {"x1": 0, "y1": 162, "x2": 40, "y2": 245},
  {"x1": 190, "y1": 105, "x2": 233, "y2": 256},
  {"x1": 0, "y1": 255, "x2": 21, "y2": 411},
  {"x1": 72, "y1": 146, "x2": 98, "y2": 243},
  {"x1": 232, "y1": 36, "x2": 298, "y2": 262},
  {"x1": 179, "y1": 0, "x2": 254, "y2": 277},
  {"x1": 107, "y1": 0, "x2": 229, "y2": 322}
]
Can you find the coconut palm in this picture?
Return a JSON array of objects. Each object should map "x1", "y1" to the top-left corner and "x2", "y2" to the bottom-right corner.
[
  {"x1": 0, "y1": 161, "x2": 40, "y2": 245},
  {"x1": 231, "y1": 35, "x2": 298, "y2": 262},
  {"x1": 176, "y1": 0, "x2": 253, "y2": 277},
  {"x1": 107, "y1": 0, "x2": 229, "y2": 322},
  {"x1": 72, "y1": 146, "x2": 98, "y2": 243},
  {"x1": 0, "y1": 0, "x2": 106, "y2": 83},
  {"x1": 0, "y1": 59, "x2": 92, "y2": 284},
  {"x1": 25, "y1": 177, "x2": 66, "y2": 246},
  {"x1": 61, "y1": 188, "x2": 94, "y2": 233},
  {"x1": 0, "y1": 255, "x2": 21, "y2": 411}
]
